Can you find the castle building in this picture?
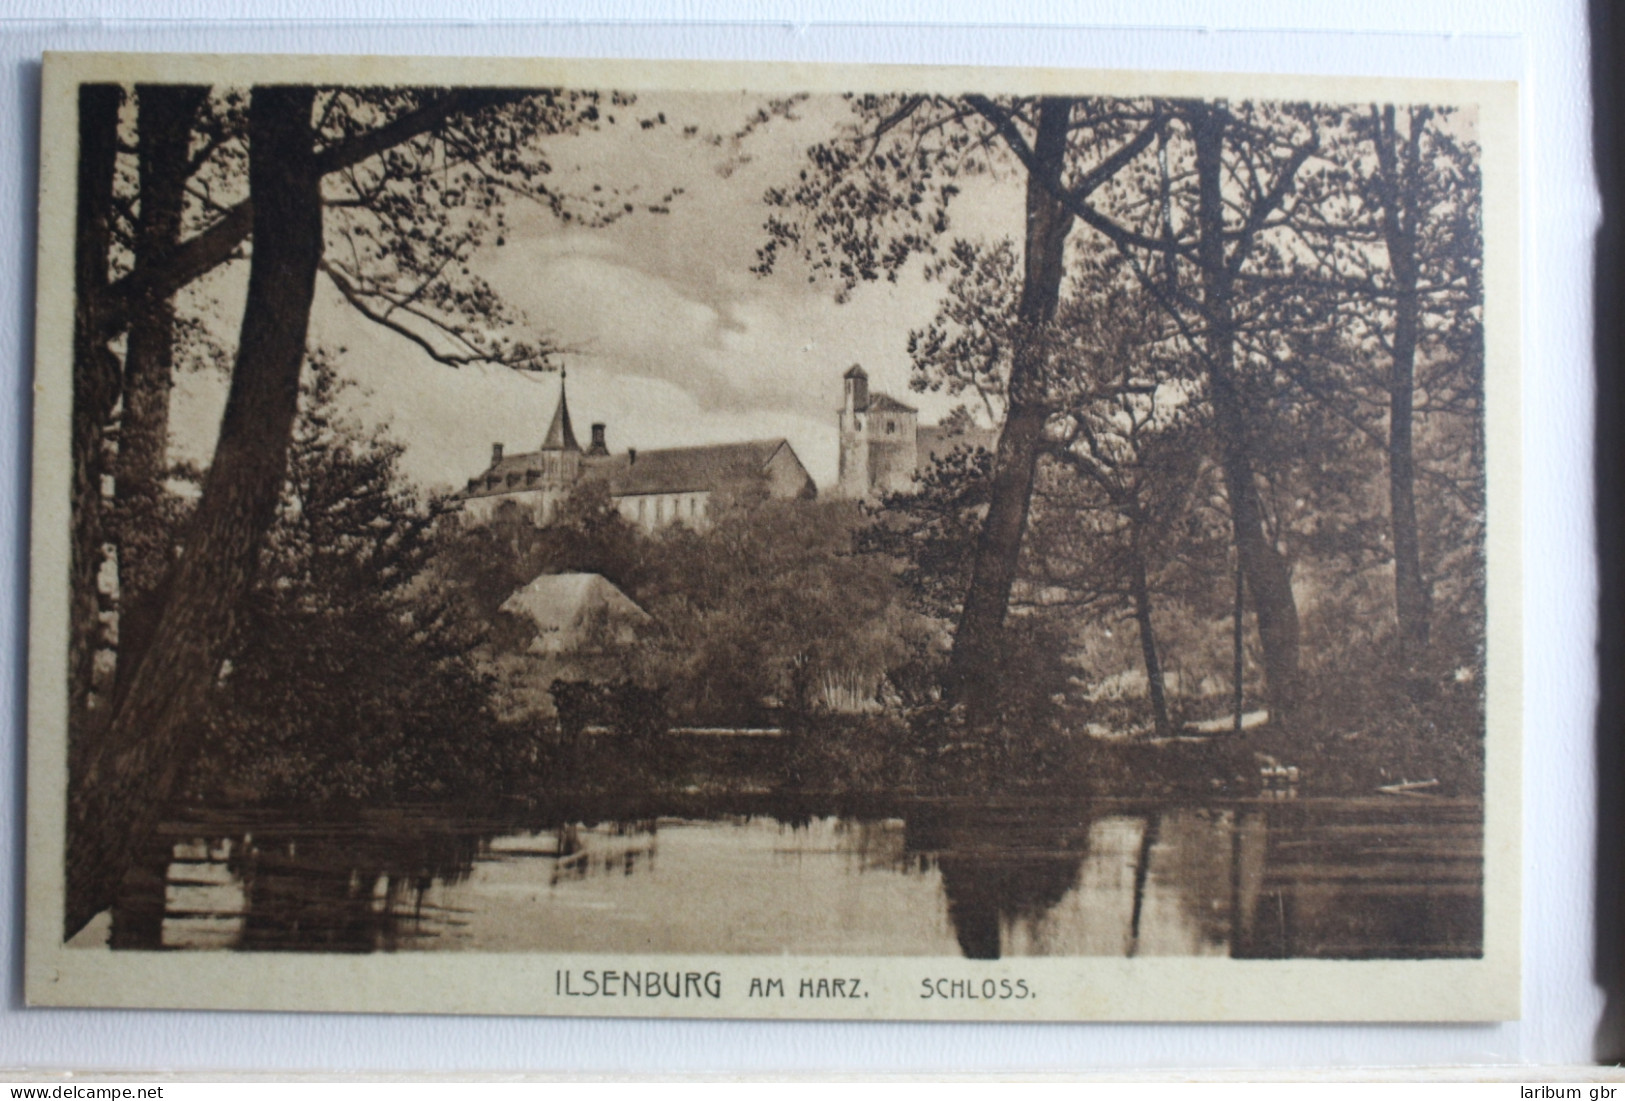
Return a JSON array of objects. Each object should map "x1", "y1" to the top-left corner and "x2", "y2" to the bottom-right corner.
[
  {"x1": 836, "y1": 364, "x2": 1000, "y2": 498},
  {"x1": 461, "y1": 376, "x2": 816, "y2": 531}
]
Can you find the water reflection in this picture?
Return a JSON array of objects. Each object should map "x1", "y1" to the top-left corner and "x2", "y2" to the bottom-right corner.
[
  {"x1": 103, "y1": 797, "x2": 1481, "y2": 959},
  {"x1": 902, "y1": 803, "x2": 1092, "y2": 959},
  {"x1": 1228, "y1": 802, "x2": 1482, "y2": 959}
]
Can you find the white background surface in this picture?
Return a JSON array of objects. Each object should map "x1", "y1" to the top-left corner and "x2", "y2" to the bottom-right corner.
[{"x1": 0, "y1": 0, "x2": 1597, "y2": 1073}]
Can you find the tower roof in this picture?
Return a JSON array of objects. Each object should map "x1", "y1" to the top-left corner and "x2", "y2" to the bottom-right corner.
[
  {"x1": 866, "y1": 392, "x2": 916, "y2": 414},
  {"x1": 843, "y1": 363, "x2": 868, "y2": 379},
  {"x1": 540, "y1": 376, "x2": 580, "y2": 451}
]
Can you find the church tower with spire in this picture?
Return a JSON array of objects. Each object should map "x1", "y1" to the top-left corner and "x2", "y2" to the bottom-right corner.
[
  {"x1": 462, "y1": 374, "x2": 584, "y2": 523},
  {"x1": 526, "y1": 372, "x2": 580, "y2": 522},
  {"x1": 537, "y1": 371, "x2": 582, "y2": 491}
]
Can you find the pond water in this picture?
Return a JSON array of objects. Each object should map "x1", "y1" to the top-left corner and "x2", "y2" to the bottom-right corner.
[{"x1": 99, "y1": 796, "x2": 1482, "y2": 959}]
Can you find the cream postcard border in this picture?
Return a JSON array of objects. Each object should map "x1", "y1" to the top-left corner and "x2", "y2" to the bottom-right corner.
[{"x1": 24, "y1": 51, "x2": 1523, "y2": 1022}]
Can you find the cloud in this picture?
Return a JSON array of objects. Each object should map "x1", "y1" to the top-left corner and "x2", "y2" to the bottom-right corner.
[{"x1": 167, "y1": 90, "x2": 1031, "y2": 499}]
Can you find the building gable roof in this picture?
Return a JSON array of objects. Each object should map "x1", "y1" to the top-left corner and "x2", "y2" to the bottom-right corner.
[
  {"x1": 864, "y1": 392, "x2": 917, "y2": 415},
  {"x1": 500, "y1": 572, "x2": 650, "y2": 634},
  {"x1": 465, "y1": 451, "x2": 549, "y2": 498},
  {"x1": 581, "y1": 438, "x2": 798, "y2": 497}
]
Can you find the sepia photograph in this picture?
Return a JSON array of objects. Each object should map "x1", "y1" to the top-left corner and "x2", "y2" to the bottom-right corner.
[{"x1": 25, "y1": 52, "x2": 1520, "y2": 1020}]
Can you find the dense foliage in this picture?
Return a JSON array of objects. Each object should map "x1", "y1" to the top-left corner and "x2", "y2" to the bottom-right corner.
[
  {"x1": 188, "y1": 360, "x2": 521, "y2": 802},
  {"x1": 64, "y1": 89, "x2": 1493, "y2": 942}
]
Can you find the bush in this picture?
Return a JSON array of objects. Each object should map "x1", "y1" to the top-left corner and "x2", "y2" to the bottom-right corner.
[
  {"x1": 182, "y1": 359, "x2": 529, "y2": 805},
  {"x1": 1282, "y1": 639, "x2": 1484, "y2": 797}
]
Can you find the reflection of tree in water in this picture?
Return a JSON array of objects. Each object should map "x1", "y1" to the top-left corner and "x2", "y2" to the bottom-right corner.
[
  {"x1": 111, "y1": 815, "x2": 485, "y2": 951},
  {"x1": 228, "y1": 823, "x2": 484, "y2": 952},
  {"x1": 113, "y1": 809, "x2": 673, "y2": 951},
  {"x1": 1228, "y1": 802, "x2": 1483, "y2": 959},
  {"x1": 544, "y1": 819, "x2": 658, "y2": 885},
  {"x1": 112, "y1": 796, "x2": 1481, "y2": 958},
  {"x1": 822, "y1": 817, "x2": 910, "y2": 873},
  {"x1": 109, "y1": 831, "x2": 179, "y2": 949},
  {"x1": 1142, "y1": 809, "x2": 1235, "y2": 953},
  {"x1": 904, "y1": 804, "x2": 1093, "y2": 960}
]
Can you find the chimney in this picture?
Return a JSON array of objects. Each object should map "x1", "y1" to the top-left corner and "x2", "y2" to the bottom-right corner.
[
  {"x1": 628, "y1": 448, "x2": 637, "y2": 466},
  {"x1": 589, "y1": 422, "x2": 609, "y2": 457},
  {"x1": 491, "y1": 442, "x2": 504, "y2": 465}
]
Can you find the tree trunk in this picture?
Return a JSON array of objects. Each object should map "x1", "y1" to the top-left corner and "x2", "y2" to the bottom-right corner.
[
  {"x1": 1190, "y1": 104, "x2": 1302, "y2": 727},
  {"x1": 1127, "y1": 530, "x2": 1173, "y2": 738},
  {"x1": 1374, "y1": 105, "x2": 1432, "y2": 657},
  {"x1": 68, "y1": 84, "x2": 122, "y2": 771},
  {"x1": 65, "y1": 86, "x2": 322, "y2": 939},
  {"x1": 945, "y1": 97, "x2": 1075, "y2": 723},
  {"x1": 1232, "y1": 543, "x2": 1246, "y2": 732},
  {"x1": 113, "y1": 84, "x2": 209, "y2": 706}
]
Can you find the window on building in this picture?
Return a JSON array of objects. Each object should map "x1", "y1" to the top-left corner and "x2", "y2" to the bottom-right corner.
[
  {"x1": 656, "y1": 498, "x2": 664, "y2": 523},
  {"x1": 638, "y1": 498, "x2": 645, "y2": 522},
  {"x1": 886, "y1": 419, "x2": 895, "y2": 434}
]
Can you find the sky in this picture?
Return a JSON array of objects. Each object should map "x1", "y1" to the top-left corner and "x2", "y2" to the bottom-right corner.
[{"x1": 169, "y1": 90, "x2": 1028, "y2": 492}]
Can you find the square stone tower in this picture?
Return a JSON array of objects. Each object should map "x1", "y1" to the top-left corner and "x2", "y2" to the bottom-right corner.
[{"x1": 837, "y1": 364, "x2": 919, "y2": 497}]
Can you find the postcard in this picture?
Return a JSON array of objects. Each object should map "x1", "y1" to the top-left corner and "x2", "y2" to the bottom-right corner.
[{"x1": 26, "y1": 51, "x2": 1520, "y2": 1020}]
